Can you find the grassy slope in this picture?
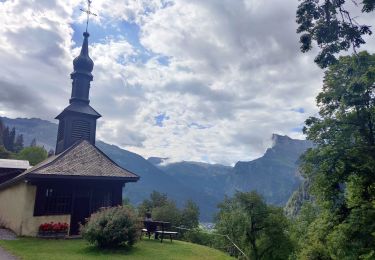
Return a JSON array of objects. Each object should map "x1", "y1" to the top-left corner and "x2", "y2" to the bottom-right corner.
[{"x1": 0, "y1": 238, "x2": 232, "y2": 260}]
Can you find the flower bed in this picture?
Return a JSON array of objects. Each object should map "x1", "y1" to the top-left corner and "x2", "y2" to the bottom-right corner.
[{"x1": 38, "y1": 222, "x2": 69, "y2": 238}]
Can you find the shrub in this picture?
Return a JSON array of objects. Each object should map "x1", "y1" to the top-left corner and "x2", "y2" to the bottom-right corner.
[
  {"x1": 17, "y1": 146, "x2": 47, "y2": 165},
  {"x1": 183, "y1": 228, "x2": 216, "y2": 247},
  {"x1": 81, "y1": 206, "x2": 141, "y2": 248}
]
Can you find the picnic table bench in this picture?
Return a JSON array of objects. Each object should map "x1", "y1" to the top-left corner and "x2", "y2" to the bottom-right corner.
[{"x1": 142, "y1": 220, "x2": 178, "y2": 243}]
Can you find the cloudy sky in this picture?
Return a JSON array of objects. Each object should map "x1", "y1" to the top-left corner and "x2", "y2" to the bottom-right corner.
[{"x1": 0, "y1": 0, "x2": 374, "y2": 165}]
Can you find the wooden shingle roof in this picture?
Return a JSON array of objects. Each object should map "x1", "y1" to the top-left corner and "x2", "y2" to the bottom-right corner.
[{"x1": 0, "y1": 140, "x2": 139, "y2": 189}]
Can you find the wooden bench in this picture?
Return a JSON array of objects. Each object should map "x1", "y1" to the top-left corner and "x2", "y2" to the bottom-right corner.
[
  {"x1": 141, "y1": 221, "x2": 158, "y2": 239},
  {"x1": 155, "y1": 230, "x2": 178, "y2": 243},
  {"x1": 141, "y1": 221, "x2": 178, "y2": 242}
]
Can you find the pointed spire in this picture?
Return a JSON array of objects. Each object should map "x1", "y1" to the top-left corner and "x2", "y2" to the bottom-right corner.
[
  {"x1": 72, "y1": 32, "x2": 94, "y2": 78},
  {"x1": 80, "y1": 32, "x2": 90, "y2": 56}
]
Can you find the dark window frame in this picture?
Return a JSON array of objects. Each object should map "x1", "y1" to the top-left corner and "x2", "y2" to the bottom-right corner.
[
  {"x1": 34, "y1": 185, "x2": 73, "y2": 216},
  {"x1": 33, "y1": 181, "x2": 123, "y2": 216}
]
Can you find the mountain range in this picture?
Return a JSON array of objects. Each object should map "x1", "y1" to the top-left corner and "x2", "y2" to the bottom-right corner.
[{"x1": 0, "y1": 116, "x2": 312, "y2": 221}]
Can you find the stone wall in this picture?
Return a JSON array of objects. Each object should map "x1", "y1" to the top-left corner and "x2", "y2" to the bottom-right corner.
[{"x1": 0, "y1": 182, "x2": 70, "y2": 236}]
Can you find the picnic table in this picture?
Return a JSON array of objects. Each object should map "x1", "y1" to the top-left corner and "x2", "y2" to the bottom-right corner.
[{"x1": 142, "y1": 220, "x2": 178, "y2": 243}]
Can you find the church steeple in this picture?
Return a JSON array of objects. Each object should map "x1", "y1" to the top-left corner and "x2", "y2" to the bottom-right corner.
[
  {"x1": 70, "y1": 32, "x2": 94, "y2": 104},
  {"x1": 55, "y1": 32, "x2": 101, "y2": 155}
]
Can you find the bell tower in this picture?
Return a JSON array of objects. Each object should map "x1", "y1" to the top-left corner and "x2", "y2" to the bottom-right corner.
[{"x1": 55, "y1": 32, "x2": 101, "y2": 155}]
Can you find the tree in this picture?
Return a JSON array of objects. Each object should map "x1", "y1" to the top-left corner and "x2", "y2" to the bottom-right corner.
[
  {"x1": 299, "y1": 52, "x2": 375, "y2": 259},
  {"x1": 0, "y1": 146, "x2": 12, "y2": 159},
  {"x1": 17, "y1": 146, "x2": 48, "y2": 166},
  {"x1": 215, "y1": 191, "x2": 293, "y2": 260},
  {"x1": 296, "y1": 0, "x2": 374, "y2": 68},
  {"x1": 30, "y1": 138, "x2": 37, "y2": 147},
  {"x1": 2, "y1": 127, "x2": 10, "y2": 151},
  {"x1": 152, "y1": 201, "x2": 181, "y2": 225},
  {"x1": 180, "y1": 200, "x2": 199, "y2": 229},
  {"x1": 138, "y1": 191, "x2": 169, "y2": 217},
  {"x1": 289, "y1": 202, "x2": 321, "y2": 259},
  {"x1": 14, "y1": 134, "x2": 24, "y2": 153},
  {"x1": 0, "y1": 119, "x2": 4, "y2": 146},
  {"x1": 138, "y1": 191, "x2": 200, "y2": 230},
  {"x1": 7, "y1": 127, "x2": 16, "y2": 152}
]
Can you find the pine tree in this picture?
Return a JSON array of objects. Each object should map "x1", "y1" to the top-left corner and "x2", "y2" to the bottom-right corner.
[
  {"x1": 14, "y1": 134, "x2": 24, "y2": 153},
  {"x1": 7, "y1": 127, "x2": 16, "y2": 152},
  {"x1": 30, "y1": 138, "x2": 37, "y2": 147},
  {"x1": 3, "y1": 127, "x2": 10, "y2": 151},
  {"x1": 0, "y1": 119, "x2": 4, "y2": 146},
  {"x1": 0, "y1": 146, "x2": 11, "y2": 159}
]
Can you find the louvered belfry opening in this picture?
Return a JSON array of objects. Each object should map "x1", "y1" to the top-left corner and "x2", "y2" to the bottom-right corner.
[{"x1": 71, "y1": 120, "x2": 91, "y2": 141}]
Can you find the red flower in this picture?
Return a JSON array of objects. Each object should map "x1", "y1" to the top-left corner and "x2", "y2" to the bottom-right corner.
[{"x1": 39, "y1": 222, "x2": 69, "y2": 232}]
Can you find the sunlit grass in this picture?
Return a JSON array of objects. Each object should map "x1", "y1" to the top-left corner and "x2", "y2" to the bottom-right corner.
[{"x1": 0, "y1": 237, "x2": 233, "y2": 260}]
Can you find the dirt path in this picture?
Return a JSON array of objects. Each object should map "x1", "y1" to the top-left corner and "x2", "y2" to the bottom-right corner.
[{"x1": 0, "y1": 246, "x2": 18, "y2": 260}]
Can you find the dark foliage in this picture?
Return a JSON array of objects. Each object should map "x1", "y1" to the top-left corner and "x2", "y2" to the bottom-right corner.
[
  {"x1": 297, "y1": 0, "x2": 374, "y2": 68},
  {"x1": 0, "y1": 146, "x2": 12, "y2": 159},
  {"x1": 0, "y1": 119, "x2": 24, "y2": 156},
  {"x1": 30, "y1": 138, "x2": 37, "y2": 147},
  {"x1": 215, "y1": 191, "x2": 293, "y2": 260},
  {"x1": 14, "y1": 134, "x2": 24, "y2": 153},
  {"x1": 138, "y1": 191, "x2": 200, "y2": 230},
  {"x1": 298, "y1": 52, "x2": 375, "y2": 258}
]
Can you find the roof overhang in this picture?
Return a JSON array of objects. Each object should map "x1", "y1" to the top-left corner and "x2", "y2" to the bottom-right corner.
[{"x1": 26, "y1": 173, "x2": 140, "y2": 183}]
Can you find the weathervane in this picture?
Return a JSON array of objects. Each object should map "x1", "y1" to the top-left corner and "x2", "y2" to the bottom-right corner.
[{"x1": 80, "y1": 0, "x2": 97, "y2": 33}]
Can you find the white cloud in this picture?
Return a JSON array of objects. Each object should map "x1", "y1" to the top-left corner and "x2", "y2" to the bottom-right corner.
[{"x1": 0, "y1": 0, "x2": 374, "y2": 165}]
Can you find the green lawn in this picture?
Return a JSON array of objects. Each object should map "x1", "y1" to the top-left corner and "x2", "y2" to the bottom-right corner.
[{"x1": 0, "y1": 238, "x2": 233, "y2": 260}]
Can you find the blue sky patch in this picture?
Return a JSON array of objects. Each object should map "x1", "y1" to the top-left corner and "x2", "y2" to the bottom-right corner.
[
  {"x1": 157, "y1": 56, "x2": 170, "y2": 66},
  {"x1": 154, "y1": 113, "x2": 169, "y2": 127},
  {"x1": 291, "y1": 126, "x2": 303, "y2": 133},
  {"x1": 292, "y1": 107, "x2": 305, "y2": 114}
]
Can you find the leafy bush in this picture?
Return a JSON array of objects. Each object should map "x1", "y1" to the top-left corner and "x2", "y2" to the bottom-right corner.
[
  {"x1": 183, "y1": 228, "x2": 216, "y2": 247},
  {"x1": 17, "y1": 146, "x2": 47, "y2": 165},
  {"x1": 81, "y1": 206, "x2": 141, "y2": 248}
]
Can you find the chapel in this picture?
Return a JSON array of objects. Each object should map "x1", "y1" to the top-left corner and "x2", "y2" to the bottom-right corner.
[{"x1": 0, "y1": 30, "x2": 139, "y2": 236}]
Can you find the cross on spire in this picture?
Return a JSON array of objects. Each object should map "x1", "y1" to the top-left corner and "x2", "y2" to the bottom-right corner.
[{"x1": 80, "y1": 0, "x2": 97, "y2": 33}]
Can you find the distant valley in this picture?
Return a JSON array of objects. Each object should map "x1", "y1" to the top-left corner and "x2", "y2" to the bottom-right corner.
[{"x1": 0, "y1": 116, "x2": 312, "y2": 220}]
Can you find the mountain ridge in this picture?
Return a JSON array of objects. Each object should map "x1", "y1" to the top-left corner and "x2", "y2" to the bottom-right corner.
[{"x1": 0, "y1": 116, "x2": 312, "y2": 220}]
